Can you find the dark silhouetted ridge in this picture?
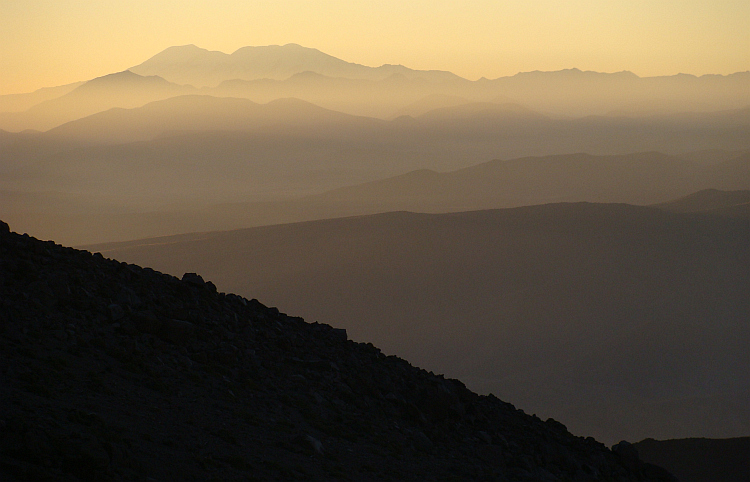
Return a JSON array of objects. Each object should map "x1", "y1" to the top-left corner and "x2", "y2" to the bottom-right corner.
[
  {"x1": 633, "y1": 437, "x2": 749, "y2": 482},
  {"x1": 86, "y1": 203, "x2": 750, "y2": 445},
  {"x1": 0, "y1": 220, "x2": 677, "y2": 481}
]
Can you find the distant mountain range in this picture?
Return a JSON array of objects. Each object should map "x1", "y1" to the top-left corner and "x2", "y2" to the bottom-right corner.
[
  {"x1": 1, "y1": 93, "x2": 747, "y2": 213},
  {"x1": 86, "y1": 199, "x2": 750, "y2": 445},
  {"x1": 656, "y1": 189, "x2": 750, "y2": 218},
  {"x1": 44, "y1": 94, "x2": 381, "y2": 144},
  {"x1": 0, "y1": 81, "x2": 84, "y2": 113},
  {"x1": 1, "y1": 44, "x2": 748, "y2": 131},
  {"x1": 129, "y1": 43, "x2": 465, "y2": 86},
  {"x1": 1, "y1": 42, "x2": 748, "y2": 458},
  {"x1": 0, "y1": 71, "x2": 195, "y2": 132},
  {"x1": 2, "y1": 148, "x2": 748, "y2": 245}
]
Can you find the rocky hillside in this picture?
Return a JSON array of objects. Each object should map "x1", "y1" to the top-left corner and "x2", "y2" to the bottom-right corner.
[
  {"x1": 0, "y1": 220, "x2": 675, "y2": 481},
  {"x1": 88, "y1": 203, "x2": 750, "y2": 444}
]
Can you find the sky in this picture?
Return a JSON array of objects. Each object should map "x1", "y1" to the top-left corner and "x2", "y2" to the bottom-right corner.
[{"x1": 1, "y1": 0, "x2": 748, "y2": 95}]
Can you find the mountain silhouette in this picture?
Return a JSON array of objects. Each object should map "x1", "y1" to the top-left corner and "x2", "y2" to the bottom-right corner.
[
  {"x1": 3, "y1": 150, "x2": 748, "y2": 246},
  {"x1": 392, "y1": 93, "x2": 472, "y2": 118},
  {"x1": 0, "y1": 81, "x2": 84, "y2": 113},
  {"x1": 0, "y1": 220, "x2": 678, "y2": 480},
  {"x1": 1, "y1": 46, "x2": 747, "y2": 134},
  {"x1": 45, "y1": 94, "x2": 382, "y2": 144},
  {"x1": 632, "y1": 437, "x2": 749, "y2": 482},
  {"x1": 86, "y1": 202, "x2": 750, "y2": 444},
  {"x1": 0, "y1": 71, "x2": 194, "y2": 132},
  {"x1": 655, "y1": 189, "x2": 750, "y2": 218},
  {"x1": 130, "y1": 43, "x2": 463, "y2": 87}
]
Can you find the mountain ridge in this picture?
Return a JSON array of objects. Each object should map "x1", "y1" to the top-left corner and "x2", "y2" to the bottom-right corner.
[
  {"x1": 3, "y1": 150, "x2": 747, "y2": 246},
  {"x1": 84, "y1": 202, "x2": 750, "y2": 444},
  {"x1": 1, "y1": 45, "x2": 747, "y2": 130},
  {"x1": 0, "y1": 71, "x2": 195, "y2": 132},
  {"x1": 130, "y1": 43, "x2": 464, "y2": 87},
  {"x1": 0, "y1": 220, "x2": 678, "y2": 480}
]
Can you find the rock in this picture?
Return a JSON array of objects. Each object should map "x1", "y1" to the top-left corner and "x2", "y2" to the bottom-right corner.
[
  {"x1": 293, "y1": 434, "x2": 324, "y2": 455},
  {"x1": 108, "y1": 303, "x2": 125, "y2": 321},
  {"x1": 131, "y1": 309, "x2": 162, "y2": 334},
  {"x1": 477, "y1": 431, "x2": 492, "y2": 444},
  {"x1": 61, "y1": 433, "x2": 110, "y2": 475},
  {"x1": 305, "y1": 435, "x2": 324, "y2": 455},
  {"x1": 182, "y1": 272, "x2": 206, "y2": 286},
  {"x1": 162, "y1": 319, "x2": 195, "y2": 344},
  {"x1": 413, "y1": 431, "x2": 433, "y2": 452},
  {"x1": 331, "y1": 328, "x2": 347, "y2": 342},
  {"x1": 612, "y1": 440, "x2": 640, "y2": 471},
  {"x1": 0, "y1": 220, "x2": 9, "y2": 234}
]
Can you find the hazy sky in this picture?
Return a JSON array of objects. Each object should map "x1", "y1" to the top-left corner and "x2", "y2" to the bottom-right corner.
[{"x1": 1, "y1": 0, "x2": 748, "y2": 95}]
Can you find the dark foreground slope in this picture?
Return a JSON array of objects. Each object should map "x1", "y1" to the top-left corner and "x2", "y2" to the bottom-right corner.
[
  {"x1": 0, "y1": 221, "x2": 675, "y2": 481},
  {"x1": 89, "y1": 203, "x2": 750, "y2": 445},
  {"x1": 632, "y1": 437, "x2": 749, "y2": 482}
]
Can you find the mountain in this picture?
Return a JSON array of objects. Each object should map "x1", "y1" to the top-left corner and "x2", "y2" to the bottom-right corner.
[
  {"x1": 45, "y1": 94, "x2": 383, "y2": 144},
  {"x1": 129, "y1": 45, "x2": 749, "y2": 117},
  {"x1": 0, "y1": 71, "x2": 195, "y2": 132},
  {"x1": 654, "y1": 189, "x2": 750, "y2": 218},
  {"x1": 0, "y1": 82, "x2": 84, "y2": 113},
  {"x1": 23, "y1": 98, "x2": 750, "y2": 174},
  {"x1": 86, "y1": 203, "x2": 750, "y2": 444},
  {"x1": 0, "y1": 220, "x2": 677, "y2": 481},
  {"x1": 392, "y1": 93, "x2": 472, "y2": 118},
  {"x1": 306, "y1": 151, "x2": 750, "y2": 211},
  {"x1": 2, "y1": 47, "x2": 747, "y2": 133},
  {"x1": 632, "y1": 437, "x2": 750, "y2": 482},
  {"x1": 3, "y1": 150, "x2": 748, "y2": 246},
  {"x1": 130, "y1": 44, "x2": 464, "y2": 87},
  {"x1": 485, "y1": 69, "x2": 750, "y2": 117},
  {"x1": 211, "y1": 73, "x2": 482, "y2": 119}
]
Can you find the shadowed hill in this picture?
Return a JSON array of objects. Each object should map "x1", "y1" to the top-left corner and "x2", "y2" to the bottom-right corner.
[
  {"x1": 632, "y1": 437, "x2": 749, "y2": 482},
  {"x1": 0, "y1": 220, "x2": 677, "y2": 480},
  {"x1": 305, "y1": 151, "x2": 741, "y2": 211},
  {"x1": 654, "y1": 189, "x2": 750, "y2": 218},
  {"x1": 3, "y1": 150, "x2": 748, "y2": 246},
  {"x1": 87, "y1": 203, "x2": 750, "y2": 445}
]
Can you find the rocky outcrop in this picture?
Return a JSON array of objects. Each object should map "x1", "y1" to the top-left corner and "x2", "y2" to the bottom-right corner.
[{"x1": 0, "y1": 222, "x2": 675, "y2": 481}]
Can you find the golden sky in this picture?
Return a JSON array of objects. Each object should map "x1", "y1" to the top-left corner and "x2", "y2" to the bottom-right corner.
[{"x1": 1, "y1": 0, "x2": 748, "y2": 95}]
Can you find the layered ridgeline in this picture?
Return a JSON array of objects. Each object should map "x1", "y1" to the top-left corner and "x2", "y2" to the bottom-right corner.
[
  {"x1": 3, "y1": 149, "x2": 748, "y2": 246},
  {"x1": 1, "y1": 46, "x2": 747, "y2": 247},
  {"x1": 87, "y1": 199, "x2": 750, "y2": 445},
  {"x1": 1, "y1": 43, "x2": 748, "y2": 131},
  {"x1": 0, "y1": 221, "x2": 677, "y2": 481}
]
